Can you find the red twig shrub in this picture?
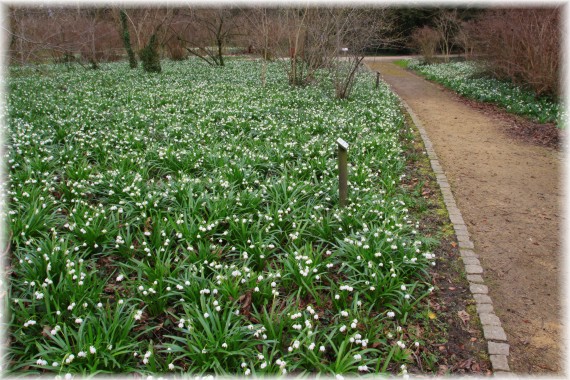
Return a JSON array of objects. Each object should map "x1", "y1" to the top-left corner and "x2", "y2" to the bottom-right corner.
[{"x1": 470, "y1": 8, "x2": 561, "y2": 97}]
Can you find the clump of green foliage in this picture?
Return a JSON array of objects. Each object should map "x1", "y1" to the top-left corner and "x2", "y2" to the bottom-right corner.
[{"x1": 139, "y1": 34, "x2": 161, "y2": 73}]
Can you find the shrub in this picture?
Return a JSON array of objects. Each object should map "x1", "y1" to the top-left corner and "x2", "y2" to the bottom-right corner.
[
  {"x1": 469, "y1": 8, "x2": 561, "y2": 98},
  {"x1": 409, "y1": 26, "x2": 440, "y2": 64},
  {"x1": 139, "y1": 34, "x2": 161, "y2": 73}
]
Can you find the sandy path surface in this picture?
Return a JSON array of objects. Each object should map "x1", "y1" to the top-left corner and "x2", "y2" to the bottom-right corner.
[{"x1": 364, "y1": 59, "x2": 564, "y2": 374}]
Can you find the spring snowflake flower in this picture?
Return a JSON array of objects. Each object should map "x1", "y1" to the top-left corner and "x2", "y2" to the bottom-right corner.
[
  {"x1": 168, "y1": 363, "x2": 175, "y2": 370},
  {"x1": 89, "y1": 346, "x2": 96, "y2": 354},
  {"x1": 387, "y1": 311, "x2": 395, "y2": 318},
  {"x1": 36, "y1": 358, "x2": 47, "y2": 366},
  {"x1": 78, "y1": 351, "x2": 86, "y2": 358}
]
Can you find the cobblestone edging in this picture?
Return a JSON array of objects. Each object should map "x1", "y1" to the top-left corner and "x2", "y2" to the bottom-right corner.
[{"x1": 398, "y1": 99, "x2": 512, "y2": 374}]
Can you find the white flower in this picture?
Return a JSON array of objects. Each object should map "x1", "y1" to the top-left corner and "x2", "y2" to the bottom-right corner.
[
  {"x1": 36, "y1": 358, "x2": 48, "y2": 366},
  {"x1": 222, "y1": 342, "x2": 228, "y2": 348},
  {"x1": 203, "y1": 312, "x2": 209, "y2": 318},
  {"x1": 387, "y1": 311, "x2": 395, "y2": 318},
  {"x1": 319, "y1": 345, "x2": 326, "y2": 352},
  {"x1": 89, "y1": 346, "x2": 96, "y2": 354},
  {"x1": 339, "y1": 325, "x2": 347, "y2": 333},
  {"x1": 168, "y1": 363, "x2": 175, "y2": 370},
  {"x1": 358, "y1": 365, "x2": 369, "y2": 372},
  {"x1": 353, "y1": 354, "x2": 362, "y2": 361},
  {"x1": 78, "y1": 351, "x2": 86, "y2": 358}
]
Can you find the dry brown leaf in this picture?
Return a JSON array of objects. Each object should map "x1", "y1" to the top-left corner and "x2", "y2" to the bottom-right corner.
[{"x1": 458, "y1": 310, "x2": 470, "y2": 325}]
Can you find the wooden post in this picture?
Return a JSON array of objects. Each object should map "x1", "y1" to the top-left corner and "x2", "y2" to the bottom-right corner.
[
  {"x1": 337, "y1": 138, "x2": 348, "y2": 208},
  {"x1": 375, "y1": 71, "x2": 380, "y2": 88}
]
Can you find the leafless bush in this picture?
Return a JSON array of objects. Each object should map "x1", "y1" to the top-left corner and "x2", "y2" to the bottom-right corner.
[
  {"x1": 454, "y1": 20, "x2": 476, "y2": 58},
  {"x1": 469, "y1": 8, "x2": 561, "y2": 97},
  {"x1": 8, "y1": 7, "x2": 123, "y2": 66},
  {"x1": 410, "y1": 26, "x2": 440, "y2": 63}
]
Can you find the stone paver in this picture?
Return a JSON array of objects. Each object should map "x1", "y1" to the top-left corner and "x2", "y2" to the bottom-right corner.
[
  {"x1": 476, "y1": 303, "x2": 494, "y2": 314},
  {"x1": 474, "y1": 294, "x2": 493, "y2": 304},
  {"x1": 460, "y1": 249, "x2": 477, "y2": 257},
  {"x1": 462, "y1": 257, "x2": 481, "y2": 266},
  {"x1": 483, "y1": 325, "x2": 508, "y2": 341},
  {"x1": 489, "y1": 342, "x2": 510, "y2": 356},
  {"x1": 480, "y1": 313, "x2": 502, "y2": 326},
  {"x1": 467, "y1": 274, "x2": 484, "y2": 283},
  {"x1": 470, "y1": 283, "x2": 489, "y2": 294},
  {"x1": 458, "y1": 240, "x2": 475, "y2": 249},
  {"x1": 490, "y1": 355, "x2": 511, "y2": 371},
  {"x1": 465, "y1": 264, "x2": 483, "y2": 274}
]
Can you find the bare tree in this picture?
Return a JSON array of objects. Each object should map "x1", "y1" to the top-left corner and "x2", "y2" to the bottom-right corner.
[
  {"x1": 434, "y1": 9, "x2": 460, "y2": 62},
  {"x1": 277, "y1": 7, "x2": 397, "y2": 98},
  {"x1": 171, "y1": 8, "x2": 242, "y2": 67},
  {"x1": 242, "y1": 7, "x2": 289, "y2": 86},
  {"x1": 453, "y1": 20, "x2": 476, "y2": 58}
]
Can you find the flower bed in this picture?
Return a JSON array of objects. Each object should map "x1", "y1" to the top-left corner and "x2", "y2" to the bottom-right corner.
[
  {"x1": 5, "y1": 59, "x2": 436, "y2": 376},
  {"x1": 407, "y1": 60, "x2": 560, "y2": 125}
]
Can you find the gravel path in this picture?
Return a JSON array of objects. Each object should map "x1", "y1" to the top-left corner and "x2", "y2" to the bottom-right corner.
[{"x1": 364, "y1": 58, "x2": 565, "y2": 374}]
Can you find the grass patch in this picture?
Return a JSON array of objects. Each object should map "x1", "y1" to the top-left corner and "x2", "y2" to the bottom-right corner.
[{"x1": 392, "y1": 60, "x2": 410, "y2": 69}]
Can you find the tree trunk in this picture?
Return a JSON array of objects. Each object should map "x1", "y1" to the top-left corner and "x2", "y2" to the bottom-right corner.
[{"x1": 119, "y1": 9, "x2": 137, "y2": 69}]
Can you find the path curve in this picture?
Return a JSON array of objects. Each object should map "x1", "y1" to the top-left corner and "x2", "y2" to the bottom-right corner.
[{"x1": 364, "y1": 58, "x2": 564, "y2": 374}]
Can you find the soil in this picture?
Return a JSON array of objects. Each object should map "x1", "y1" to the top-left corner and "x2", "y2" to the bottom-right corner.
[{"x1": 364, "y1": 58, "x2": 564, "y2": 375}]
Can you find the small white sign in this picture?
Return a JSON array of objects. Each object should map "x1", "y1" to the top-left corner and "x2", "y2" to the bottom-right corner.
[{"x1": 337, "y1": 138, "x2": 349, "y2": 150}]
